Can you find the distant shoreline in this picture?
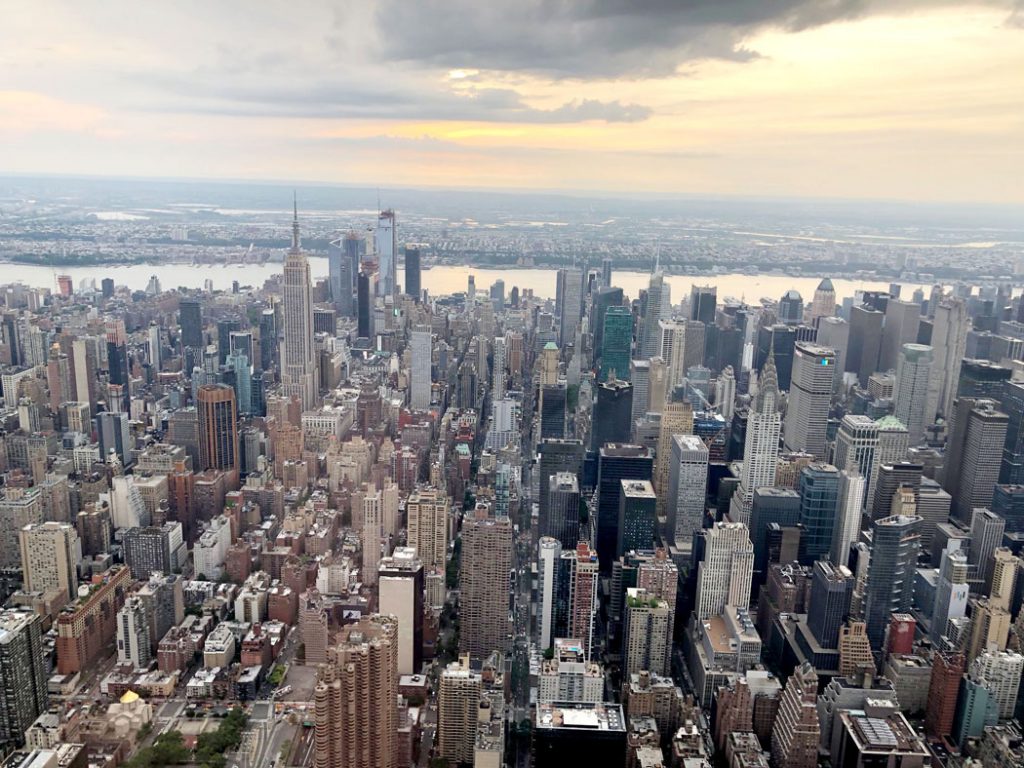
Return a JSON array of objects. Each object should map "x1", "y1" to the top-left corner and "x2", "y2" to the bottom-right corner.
[{"x1": 0, "y1": 256, "x2": 994, "y2": 286}]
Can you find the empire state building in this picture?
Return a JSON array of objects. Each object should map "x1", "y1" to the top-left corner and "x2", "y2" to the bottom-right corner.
[{"x1": 281, "y1": 198, "x2": 318, "y2": 411}]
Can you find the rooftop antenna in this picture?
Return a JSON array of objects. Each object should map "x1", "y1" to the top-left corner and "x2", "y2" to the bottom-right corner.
[
  {"x1": 291, "y1": 191, "x2": 300, "y2": 252},
  {"x1": 653, "y1": 243, "x2": 661, "y2": 275}
]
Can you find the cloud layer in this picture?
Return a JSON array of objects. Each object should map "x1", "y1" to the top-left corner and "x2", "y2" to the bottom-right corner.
[{"x1": 0, "y1": 1, "x2": 1021, "y2": 203}]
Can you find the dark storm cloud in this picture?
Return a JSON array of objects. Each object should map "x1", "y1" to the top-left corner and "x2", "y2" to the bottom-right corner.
[
  {"x1": 139, "y1": 74, "x2": 652, "y2": 123},
  {"x1": 372, "y1": 0, "x2": 1019, "y2": 77}
]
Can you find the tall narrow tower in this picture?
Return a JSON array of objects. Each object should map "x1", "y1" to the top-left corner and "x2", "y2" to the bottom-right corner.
[
  {"x1": 729, "y1": 354, "x2": 781, "y2": 525},
  {"x1": 281, "y1": 198, "x2": 318, "y2": 411}
]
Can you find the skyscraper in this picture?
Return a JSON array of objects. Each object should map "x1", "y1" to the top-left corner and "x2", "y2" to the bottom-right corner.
[
  {"x1": 925, "y1": 651, "x2": 965, "y2": 740},
  {"x1": 807, "y1": 560, "x2": 854, "y2": 649},
  {"x1": 568, "y1": 542, "x2": 599, "y2": 660},
  {"x1": 653, "y1": 399, "x2": 694, "y2": 521},
  {"x1": 314, "y1": 614, "x2": 398, "y2": 768},
  {"x1": 690, "y1": 285, "x2": 717, "y2": 327},
  {"x1": 778, "y1": 289, "x2": 804, "y2": 325},
  {"x1": 623, "y1": 587, "x2": 671, "y2": 676},
  {"x1": 618, "y1": 480, "x2": 656, "y2": 556},
  {"x1": 833, "y1": 415, "x2": 878, "y2": 480},
  {"x1": 847, "y1": 305, "x2": 884, "y2": 386},
  {"x1": 537, "y1": 439, "x2": 584, "y2": 537},
  {"x1": 547, "y1": 473, "x2": 581, "y2": 549},
  {"x1": 629, "y1": 358, "x2": 650, "y2": 425},
  {"x1": 943, "y1": 398, "x2": 1008, "y2": 522},
  {"x1": 591, "y1": 378, "x2": 633, "y2": 452},
  {"x1": 375, "y1": 209, "x2": 397, "y2": 298},
  {"x1": 595, "y1": 445, "x2": 653, "y2": 572},
  {"x1": 667, "y1": 434, "x2": 709, "y2": 549},
  {"x1": 893, "y1": 343, "x2": 933, "y2": 444},
  {"x1": 695, "y1": 522, "x2": 754, "y2": 621},
  {"x1": 927, "y1": 296, "x2": 970, "y2": 423},
  {"x1": 406, "y1": 488, "x2": 448, "y2": 570},
  {"x1": 771, "y1": 662, "x2": 820, "y2": 768},
  {"x1": 880, "y1": 299, "x2": 922, "y2": 372},
  {"x1": 18, "y1": 522, "x2": 80, "y2": 603},
  {"x1": 409, "y1": 327, "x2": 432, "y2": 410},
  {"x1": 0, "y1": 610, "x2": 48, "y2": 750},
  {"x1": 378, "y1": 547, "x2": 424, "y2": 676},
  {"x1": 930, "y1": 544, "x2": 969, "y2": 647},
  {"x1": 641, "y1": 273, "x2": 670, "y2": 359},
  {"x1": 810, "y1": 278, "x2": 837, "y2": 322},
  {"x1": 327, "y1": 231, "x2": 359, "y2": 316},
  {"x1": 196, "y1": 384, "x2": 238, "y2": 476},
  {"x1": 830, "y1": 467, "x2": 866, "y2": 568},
  {"x1": 784, "y1": 342, "x2": 835, "y2": 458},
  {"x1": 866, "y1": 416, "x2": 910, "y2": 515},
  {"x1": 729, "y1": 354, "x2": 781, "y2": 525},
  {"x1": 404, "y1": 244, "x2": 421, "y2": 300},
  {"x1": 864, "y1": 514, "x2": 921, "y2": 651},
  {"x1": 438, "y1": 658, "x2": 484, "y2": 765},
  {"x1": 105, "y1": 318, "x2": 130, "y2": 410},
  {"x1": 797, "y1": 463, "x2": 840, "y2": 566},
  {"x1": 281, "y1": 202, "x2": 318, "y2": 411},
  {"x1": 459, "y1": 514, "x2": 512, "y2": 660},
  {"x1": 557, "y1": 267, "x2": 583, "y2": 347},
  {"x1": 537, "y1": 537, "x2": 562, "y2": 650}
]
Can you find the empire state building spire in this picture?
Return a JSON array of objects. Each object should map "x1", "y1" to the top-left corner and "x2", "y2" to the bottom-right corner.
[{"x1": 291, "y1": 191, "x2": 301, "y2": 253}]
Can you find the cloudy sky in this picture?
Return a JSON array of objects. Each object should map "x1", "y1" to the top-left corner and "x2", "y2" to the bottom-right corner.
[{"x1": 1, "y1": 1, "x2": 1022, "y2": 203}]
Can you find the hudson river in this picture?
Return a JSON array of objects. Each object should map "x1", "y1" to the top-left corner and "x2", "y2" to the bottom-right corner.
[{"x1": 9, "y1": 261, "x2": 939, "y2": 302}]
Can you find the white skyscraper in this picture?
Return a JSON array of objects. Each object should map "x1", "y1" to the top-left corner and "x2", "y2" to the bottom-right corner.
[
  {"x1": 410, "y1": 327, "x2": 432, "y2": 410},
  {"x1": 537, "y1": 537, "x2": 562, "y2": 650},
  {"x1": 641, "y1": 273, "x2": 670, "y2": 359},
  {"x1": 117, "y1": 595, "x2": 151, "y2": 670},
  {"x1": 695, "y1": 522, "x2": 754, "y2": 621},
  {"x1": 830, "y1": 468, "x2": 866, "y2": 567},
  {"x1": 784, "y1": 343, "x2": 836, "y2": 458},
  {"x1": 927, "y1": 296, "x2": 970, "y2": 423},
  {"x1": 729, "y1": 355, "x2": 781, "y2": 525},
  {"x1": 930, "y1": 542, "x2": 969, "y2": 647},
  {"x1": 281, "y1": 200, "x2": 318, "y2": 411},
  {"x1": 893, "y1": 343, "x2": 933, "y2": 444},
  {"x1": 715, "y1": 366, "x2": 736, "y2": 422},
  {"x1": 375, "y1": 209, "x2": 397, "y2": 297},
  {"x1": 148, "y1": 324, "x2": 161, "y2": 370},
  {"x1": 630, "y1": 359, "x2": 651, "y2": 425},
  {"x1": 668, "y1": 434, "x2": 709, "y2": 549},
  {"x1": 558, "y1": 268, "x2": 583, "y2": 347}
]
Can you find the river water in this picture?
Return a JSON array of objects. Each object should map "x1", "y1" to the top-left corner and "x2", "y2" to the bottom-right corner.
[{"x1": 10, "y1": 260, "x2": 940, "y2": 303}]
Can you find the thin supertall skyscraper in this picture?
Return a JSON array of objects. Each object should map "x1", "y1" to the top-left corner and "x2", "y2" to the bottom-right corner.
[{"x1": 280, "y1": 199, "x2": 318, "y2": 411}]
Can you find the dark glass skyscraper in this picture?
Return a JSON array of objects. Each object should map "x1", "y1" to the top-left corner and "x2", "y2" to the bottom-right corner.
[
  {"x1": 179, "y1": 299, "x2": 204, "y2": 349},
  {"x1": 258, "y1": 308, "x2": 277, "y2": 374},
  {"x1": 328, "y1": 232, "x2": 360, "y2": 316},
  {"x1": 591, "y1": 379, "x2": 633, "y2": 452},
  {"x1": 807, "y1": 560, "x2": 854, "y2": 649},
  {"x1": 600, "y1": 305, "x2": 632, "y2": 383},
  {"x1": 404, "y1": 245, "x2": 421, "y2": 300},
  {"x1": 596, "y1": 445, "x2": 653, "y2": 572},
  {"x1": 357, "y1": 271, "x2": 371, "y2": 338},
  {"x1": 797, "y1": 463, "x2": 840, "y2": 566},
  {"x1": 864, "y1": 514, "x2": 921, "y2": 651}
]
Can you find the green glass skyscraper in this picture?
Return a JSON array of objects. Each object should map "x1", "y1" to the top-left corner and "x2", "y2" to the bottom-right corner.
[{"x1": 601, "y1": 305, "x2": 632, "y2": 382}]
